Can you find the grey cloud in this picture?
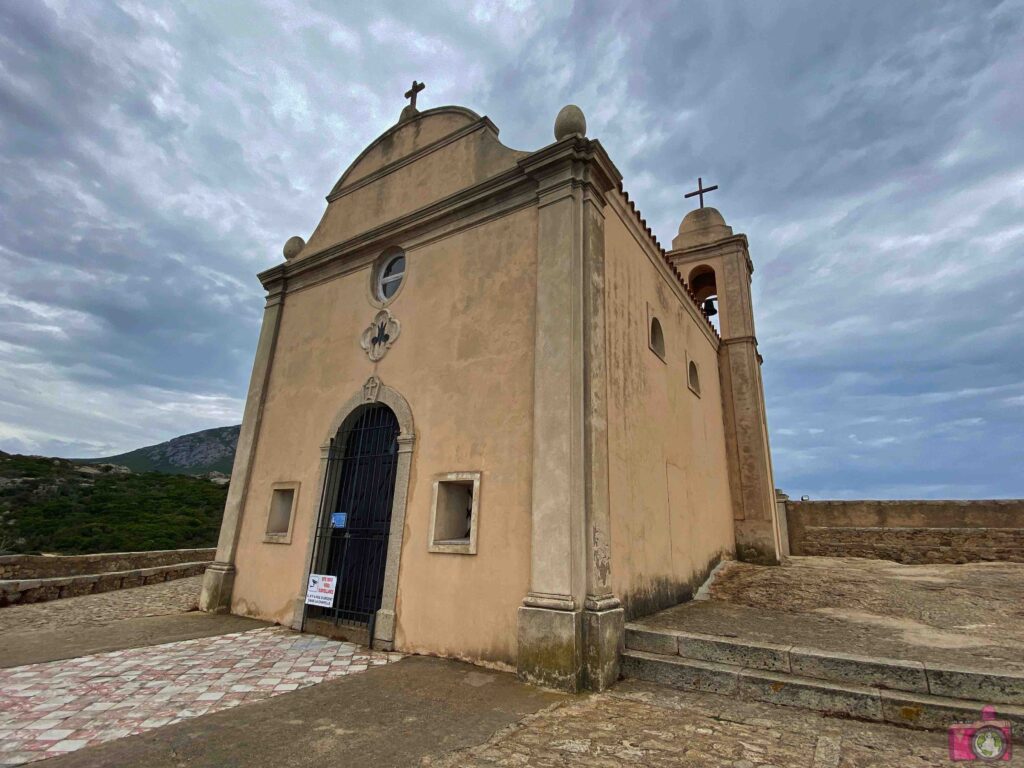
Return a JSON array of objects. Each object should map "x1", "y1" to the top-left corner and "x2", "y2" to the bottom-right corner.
[{"x1": 0, "y1": 0, "x2": 1021, "y2": 497}]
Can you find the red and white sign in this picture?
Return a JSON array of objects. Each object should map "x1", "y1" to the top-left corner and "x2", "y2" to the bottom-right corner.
[{"x1": 304, "y1": 573, "x2": 337, "y2": 608}]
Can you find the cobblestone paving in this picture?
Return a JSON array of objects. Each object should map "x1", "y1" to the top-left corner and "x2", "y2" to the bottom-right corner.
[
  {"x1": 709, "y1": 557, "x2": 1024, "y2": 632},
  {"x1": 0, "y1": 577, "x2": 202, "y2": 637},
  {"x1": 0, "y1": 627, "x2": 400, "y2": 766},
  {"x1": 429, "y1": 682, "x2": 962, "y2": 767},
  {"x1": 700, "y1": 556, "x2": 1024, "y2": 669}
]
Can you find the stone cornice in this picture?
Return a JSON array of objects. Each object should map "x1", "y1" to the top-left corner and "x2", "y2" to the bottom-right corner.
[
  {"x1": 517, "y1": 136, "x2": 622, "y2": 206},
  {"x1": 721, "y1": 335, "x2": 758, "y2": 346},
  {"x1": 261, "y1": 135, "x2": 626, "y2": 296},
  {"x1": 259, "y1": 163, "x2": 535, "y2": 291},
  {"x1": 667, "y1": 235, "x2": 754, "y2": 275},
  {"x1": 263, "y1": 280, "x2": 285, "y2": 307}
]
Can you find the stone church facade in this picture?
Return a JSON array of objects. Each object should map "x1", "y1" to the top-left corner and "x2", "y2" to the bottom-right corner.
[{"x1": 201, "y1": 94, "x2": 781, "y2": 691}]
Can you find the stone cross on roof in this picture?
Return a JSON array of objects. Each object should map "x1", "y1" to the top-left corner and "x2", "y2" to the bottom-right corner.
[
  {"x1": 400, "y1": 80, "x2": 426, "y2": 122},
  {"x1": 684, "y1": 177, "x2": 719, "y2": 209},
  {"x1": 404, "y1": 80, "x2": 425, "y2": 109}
]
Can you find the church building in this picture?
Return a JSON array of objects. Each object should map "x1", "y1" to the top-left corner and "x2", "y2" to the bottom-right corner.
[{"x1": 201, "y1": 85, "x2": 782, "y2": 692}]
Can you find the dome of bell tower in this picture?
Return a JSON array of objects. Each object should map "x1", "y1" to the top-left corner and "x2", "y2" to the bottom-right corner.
[{"x1": 672, "y1": 206, "x2": 733, "y2": 250}]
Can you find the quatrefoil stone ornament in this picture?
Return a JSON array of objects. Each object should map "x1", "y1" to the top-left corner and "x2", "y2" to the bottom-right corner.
[{"x1": 360, "y1": 309, "x2": 401, "y2": 362}]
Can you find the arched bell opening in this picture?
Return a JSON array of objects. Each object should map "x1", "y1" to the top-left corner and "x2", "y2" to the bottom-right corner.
[{"x1": 689, "y1": 265, "x2": 720, "y2": 332}]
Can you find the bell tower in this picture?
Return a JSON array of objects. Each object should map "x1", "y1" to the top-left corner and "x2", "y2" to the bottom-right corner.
[{"x1": 667, "y1": 205, "x2": 782, "y2": 564}]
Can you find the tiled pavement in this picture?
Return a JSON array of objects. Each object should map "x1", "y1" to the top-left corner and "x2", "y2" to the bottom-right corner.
[{"x1": 0, "y1": 627, "x2": 401, "y2": 766}]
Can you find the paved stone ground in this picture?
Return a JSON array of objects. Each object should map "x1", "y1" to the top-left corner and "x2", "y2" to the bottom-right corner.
[
  {"x1": 0, "y1": 577, "x2": 203, "y2": 637},
  {"x1": 641, "y1": 557, "x2": 1024, "y2": 671},
  {"x1": 1, "y1": 612, "x2": 266, "y2": 670},
  {"x1": 0, "y1": 627, "x2": 399, "y2": 766},
  {"x1": 36, "y1": 657, "x2": 566, "y2": 768},
  {"x1": 430, "y1": 681, "x2": 963, "y2": 767},
  {"x1": 2, "y1": 561, "x2": 1019, "y2": 766},
  {"x1": 31, "y1": 660, "x2": 994, "y2": 768}
]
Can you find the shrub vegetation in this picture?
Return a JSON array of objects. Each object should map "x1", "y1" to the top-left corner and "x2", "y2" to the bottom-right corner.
[{"x1": 0, "y1": 452, "x2": 226, "y2": 554}]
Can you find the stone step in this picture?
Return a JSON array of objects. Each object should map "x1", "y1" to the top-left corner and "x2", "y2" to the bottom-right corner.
[
  {"x1": 621, "y1": 650, "x2": 1024, "y2": 732},
  {"x1": 625, "y1": 623, "x2": 1024, "y2": 706},
  {"x1": 302, "y1": 617, "x2": 371, "y2": 647}
]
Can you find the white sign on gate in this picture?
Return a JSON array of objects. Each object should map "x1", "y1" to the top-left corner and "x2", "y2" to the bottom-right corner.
[{"x1": 304, "y1": 573, "x2": 337, "y2": 608}]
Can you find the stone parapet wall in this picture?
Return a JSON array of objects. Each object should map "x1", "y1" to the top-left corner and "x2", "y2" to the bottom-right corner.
[
  {"x1": 0, "y1": 548, "x2": 216, "y2": 580},
  {"x1": 785, "y1": 500, "x2": 1024, "y2": 564},
  {"x1": 798, "y1": 526, "x2": 1024, "y2": 564},
  {"x1": 0, "y1": 561, "x2": 209, "y2": 607}
]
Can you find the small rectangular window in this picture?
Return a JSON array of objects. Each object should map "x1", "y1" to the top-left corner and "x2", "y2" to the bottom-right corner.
[
  {"x1": 264, "y1": 483, "x2": 299, "y2": 543},
  {"x1": 428, "y1": 472, "x2": 481, "y2": 555}
]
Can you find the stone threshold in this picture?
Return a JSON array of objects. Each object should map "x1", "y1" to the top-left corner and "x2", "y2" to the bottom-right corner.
[
  {"x1": 0, "y1": 561, "x2": 211, "y2": 607},
  {"x1": 625, "y1": 623, "x2": 1024, "y2": 707}
]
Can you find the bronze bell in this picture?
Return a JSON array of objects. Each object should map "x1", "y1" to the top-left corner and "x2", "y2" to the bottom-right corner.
[{"x1": 702, "y1": 297, "x2": 718, "y2": 317}]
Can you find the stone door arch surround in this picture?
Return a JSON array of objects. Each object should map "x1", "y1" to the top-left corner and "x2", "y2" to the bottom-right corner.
[{"x1": 291, "y1": 375, "x2": 415, "y2": 650}]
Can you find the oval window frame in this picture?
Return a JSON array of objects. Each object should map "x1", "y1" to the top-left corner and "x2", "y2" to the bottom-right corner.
[{"x1": 370, "y1": 247, "x2": 407, "y2": 306}]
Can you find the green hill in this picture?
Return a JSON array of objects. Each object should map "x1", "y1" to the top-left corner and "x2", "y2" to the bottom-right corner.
[
  {"x1": 75, "y1": 425, "x2": 240, "y2": 475},
  {"x1": 0, "y1": 452, "x2": 227, "y2": 555}
]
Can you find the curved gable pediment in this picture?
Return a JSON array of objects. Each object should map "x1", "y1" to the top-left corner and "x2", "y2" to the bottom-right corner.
[
  {"x1": 300, "y1": 106, "x2": 527, "y2": 258},
  {"x1": 329, "y1": 106, "x2": 485, "y2": 198}
]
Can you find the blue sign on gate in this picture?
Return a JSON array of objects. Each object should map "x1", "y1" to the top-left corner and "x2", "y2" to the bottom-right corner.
[{"x1": 331, "y1": 512, "x2": 348, "y2": 528}]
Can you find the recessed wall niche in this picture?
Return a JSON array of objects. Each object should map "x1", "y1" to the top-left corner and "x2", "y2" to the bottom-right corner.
[
  {"x1": 264, "y1": 482, "x2": 299, "y2": 544},
  {"x1": 428, "y1": 472, "x2": 481, "y2": 555}
]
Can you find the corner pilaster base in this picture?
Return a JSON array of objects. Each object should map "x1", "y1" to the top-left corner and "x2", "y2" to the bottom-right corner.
[
  {"x1": 583, "y1": 606, "x2": 624, "y2": 691},
  {"x1": 517, "y1": 606, "x2": 583, "y2": 692},
  {"x1": 735, "y1": 520, "x2": 780, "y2": 565},
  {"x1": 290, "y1": 599, "x2": 305, "y2": 631},
  {"x1": 372, "y1": 608, "x2": 396, "y2": 651},
  {"x1": 199, "y1": 562, "x2": 235, "y2": 613}
]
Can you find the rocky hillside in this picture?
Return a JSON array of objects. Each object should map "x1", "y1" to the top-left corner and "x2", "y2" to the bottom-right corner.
[
  {"x1": 76, "y1": 425, "x2": 240, "y2": 475},
  {"x1": 0, "y1": 452, "x2": 227, "y2": 555}
]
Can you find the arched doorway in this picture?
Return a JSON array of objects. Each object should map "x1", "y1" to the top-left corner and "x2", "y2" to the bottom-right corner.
[{"x1": 305, "y1": 403, "x2": 400, "y2": 643}]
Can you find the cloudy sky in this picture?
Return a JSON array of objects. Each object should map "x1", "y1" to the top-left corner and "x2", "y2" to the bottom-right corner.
[{"x1": 1, "y1": 1, "x2": 1022, "y2": 499}]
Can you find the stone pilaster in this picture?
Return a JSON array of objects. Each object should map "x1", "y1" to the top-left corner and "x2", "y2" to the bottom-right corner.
[
  {"x1": 580, "y1": 168, "x2": 623, "y2": 690},
  {"x1": 200, "y1": 283, "x2": 284, "y2": 612},
  {"x1": 668, "y1": 224, "x2": 782, "y2": 565},
  {"x1": 516, "y1": 137, "x2": 622, "y2": 691}
]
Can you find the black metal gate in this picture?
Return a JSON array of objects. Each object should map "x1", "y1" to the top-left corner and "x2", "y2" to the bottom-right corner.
[{"x1": 305, "y1": 404, "x2": 399, "y2": 640}]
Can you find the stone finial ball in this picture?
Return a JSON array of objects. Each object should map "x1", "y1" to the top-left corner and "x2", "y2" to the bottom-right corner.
[
  {"x1": 554, "y1": 104, "x2": 587, "y2": 141},
  {"x1": 283, "y1": 235, "x2": 305, "y2": 260}
]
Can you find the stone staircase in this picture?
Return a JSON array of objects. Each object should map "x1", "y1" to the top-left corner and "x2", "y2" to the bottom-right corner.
[{"x1": 622, "y1": 622, "x2": 1024, "y2": 731}]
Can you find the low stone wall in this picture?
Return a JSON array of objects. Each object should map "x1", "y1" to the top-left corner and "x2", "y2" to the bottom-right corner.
[
  {"x1": 784, "y1": 500, "x2": 1024, "y2": 564},
  {"x1": 0, "y1": 548, "x2": 216, "y2": 580},
  {"x1": 0, "y1": 548, "x2": 216, "y2": 607},
  {"x1": 0, "y1": 561, "x2": 209, "y2": 607}
]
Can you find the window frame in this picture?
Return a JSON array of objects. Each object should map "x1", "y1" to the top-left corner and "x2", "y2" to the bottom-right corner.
[
  {"x1": 372, "y1": 247, "x2": 407, "y2": 305},
  {"x1": 427, "y1": 471, "x2": 481, "y2": 555},
  {"x1": 647, "y1": 303, "x2": 666, "y2": 363},
  {"x1": 263, "y1": 481, "x2": 300, "y2": 544},
  {"x1": 687, "y1": 355, "x2": 702, "y2": 397}
]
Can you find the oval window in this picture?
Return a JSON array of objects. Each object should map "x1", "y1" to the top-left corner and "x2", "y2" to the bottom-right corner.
[{"x1": 377, "y1": 252, "x2": 406, "y2": 301}]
